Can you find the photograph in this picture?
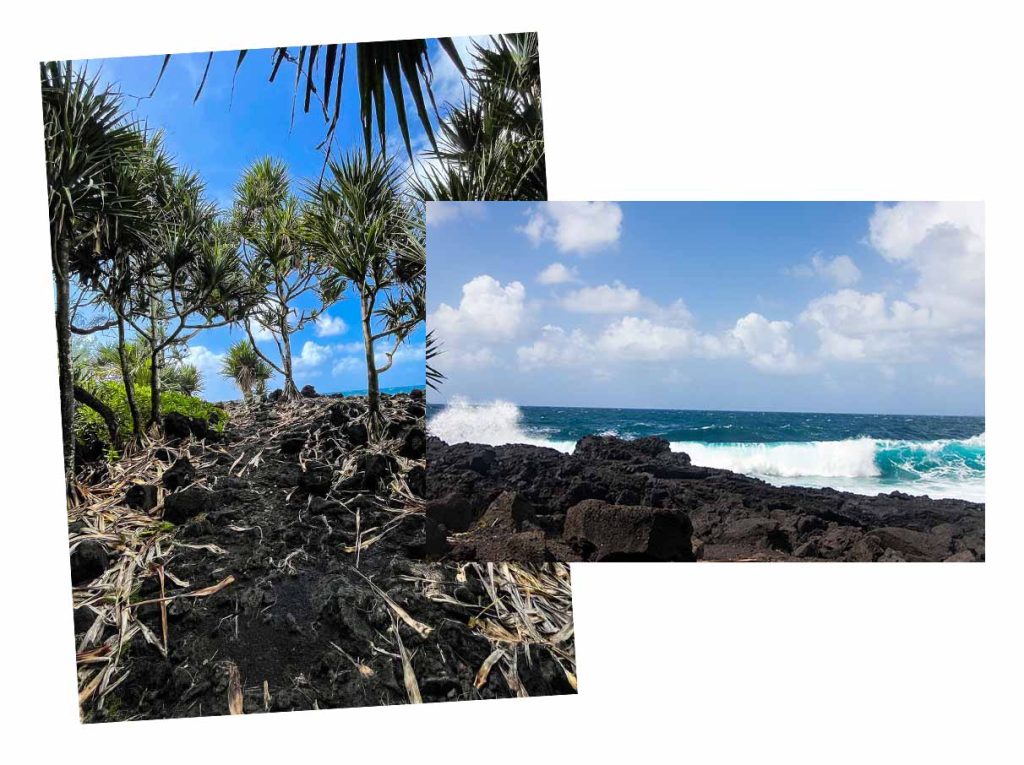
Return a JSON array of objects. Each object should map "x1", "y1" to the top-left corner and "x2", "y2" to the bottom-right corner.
[
  {"x1": 43, "y1": 34, "x2": 575, "y2": 722},
  {"x1": 426, "y1": 201, "x2": 985, "y2": 562}
]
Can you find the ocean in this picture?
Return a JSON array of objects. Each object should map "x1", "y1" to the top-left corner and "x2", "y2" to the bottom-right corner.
[{"x1": 427, "y1": 399, "x2": 985, "y2": 502}]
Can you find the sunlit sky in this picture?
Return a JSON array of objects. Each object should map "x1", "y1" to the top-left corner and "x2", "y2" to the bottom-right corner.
[
  {"x1": 71, "y1": 38, "x2": 481, "y2": 400},
  {"x1": 427, "y1": 201, "x2": 984, "y2": 416}
]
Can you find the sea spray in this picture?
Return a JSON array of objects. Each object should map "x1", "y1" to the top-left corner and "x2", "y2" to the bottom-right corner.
[{"x1": 427, "y1": 397, "x2": 576, "y2": 450}]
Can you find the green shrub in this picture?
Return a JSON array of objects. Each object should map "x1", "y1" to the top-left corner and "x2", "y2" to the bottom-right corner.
[{"x1": 75, "y1": 380, "x2": 228, "y2": 455}]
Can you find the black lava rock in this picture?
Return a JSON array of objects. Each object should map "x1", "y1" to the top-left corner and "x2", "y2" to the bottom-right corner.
[
  {"x1": 164, "y1": 486, "x2": 212, "y2": 525},
  {"x1": 70, "y1": 541, "x2": 108, "y2": 585},
  {"x1": 162, "y1": 457, "x2": 196, "y2": 492},
  {"x1": 125, "y1": 483, "x2": 159, "y2": 511}
]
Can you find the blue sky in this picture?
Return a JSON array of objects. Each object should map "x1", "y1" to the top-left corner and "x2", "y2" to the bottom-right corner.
[
  {"x1": 427, "y1": 201, "x2": 985, "y2": 416},
  {"x1": 71, "y1": 39, "x2": 480, "y2": 400}
]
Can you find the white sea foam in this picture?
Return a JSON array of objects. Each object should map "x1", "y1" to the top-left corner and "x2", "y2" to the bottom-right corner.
[
  {"x1": 670, "y1": 439, "x2": 881, "y2": 478},
  {"x1": 428, "y1": 398, "x2": 575, "y2": 451}
]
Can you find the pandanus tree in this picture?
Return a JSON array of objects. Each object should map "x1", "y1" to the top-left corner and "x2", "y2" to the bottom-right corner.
[
  {"x1": 220, "y1": 340, "x2": 272, "y2": 403},
  {"x1": 91, "y1": 148, "x2": 255, "y2": 430},
  {"x1": 304, "y1": 152, "x2": 424, "y2": 427},
  {"x1": 41, "y1": 61, "x2": 145, "y2": 480},
  {"x1": 232, "y1": 158, "x2": 327, "y2": 399},
  {"x1": 413, "y1": 33, "x2": 546, "y2": 202}
]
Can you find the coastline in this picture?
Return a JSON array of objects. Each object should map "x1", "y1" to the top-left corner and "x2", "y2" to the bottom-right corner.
[{"x1": 425, "y1": 434, "x2": 985, "y2": 563}]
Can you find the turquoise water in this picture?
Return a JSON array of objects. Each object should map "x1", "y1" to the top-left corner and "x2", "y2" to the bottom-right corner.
[
  {"x1": 427, "y1": 400, "x2": 985, "y2": 502},
  {"x1": 339, "y1": 384, "x2": 426, "y2": 396}
]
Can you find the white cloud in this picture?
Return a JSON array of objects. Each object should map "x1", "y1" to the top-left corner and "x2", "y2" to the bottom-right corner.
[
  {"x1": 518, "y1": 202, "x2": 623, "y2": 254},
  {"x1": 431, "y1": 275, "x2": 526, "y2": 340},
  {"x1": 426, "y1": 201, "x2": 487, "y2": 227},
  {"x1": 729, "y1": 313, "x2": 804, "y2": 373},
  {"x1": 375, "y1": 342, "x2": 425, "y2": 368},
  {"x1": 868, "y1": 201, "x2": 984, "y2": 326},
  {"x1": 595, "y1": 316, "x2": 696, "y2": 359},
  {"x1": 314, "y1": 312, "x2": 347, "y2": 337},
  {"x1": 537, "y1": 262, "x2": 578, "y2": 285},
  {"x1": 800, "y1": 203, "x2": 984, "y2": 366},
  {"x1": 251, "y1": 324, "x2": 277, "y2": 342},
  {"x1": 439, "y1": 347, "x2": 497, "y2": 370},
  {"x1": 517, "y1": 325, "x2": 594, "y2": 370},
  {"x1": 293, "y1": 341, "x2": 333, "y2": 371},
  {"x1": 331, "y1": 356, "x2": 362, "y2": 376},
  {"x1": 185, "y1": 345, "x2": 225, "y2": 377},
  {"x1": 560, "y1": 281, "x2": 653, "y2": 314},
  {"x1": 789, "y1": 253, "x2": 861, "y2": 287}
]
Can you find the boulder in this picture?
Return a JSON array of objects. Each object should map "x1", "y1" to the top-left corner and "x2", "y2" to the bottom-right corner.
[
  {"x1": 299, "y1": 463, "x2": 334, "y2": 496},
  {"x1": 399, "y1": 427, "x2": 426, "y2": 459},
  {"x1": 280, "y1": 432, "x2": 307, "y2": 455},
  {"x1": 162, "y1": 457, "x2": 196, "y2": 492},
  {"x1": 328, "y1": 403, "x2": 348, "y2": 426},
  {"x1": 426, "y1": 493, "x2": 476, "y2": 532},
  {"x1": 345, "y1": 421, "x2": 369, "y2": 447},
  {"x1": 163, "y1": 486, "x2": 213, "y2": 524},
  {"x1": 477, "y1": 490, "x2": 536, "y2": 532},
  {"x1": 125, "y1": 483, "x2": 158, "y2": 511},
  {"x1": 163, "y1": 412, "x2": 212, "y2": 441},
  {"x1": 574, "y1": 435, "x2": 674, "y2": 462},
  {"x1": 70, "y1": 540, "x2": 108, "y2": 585},
  {"x1": 563, "y1": 499, "x2": 694, "y2": 561}
]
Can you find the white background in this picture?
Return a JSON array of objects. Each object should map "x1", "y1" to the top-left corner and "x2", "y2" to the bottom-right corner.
[{"x1": 2, "y1": 1, "x2": 1021, "y2": 761}]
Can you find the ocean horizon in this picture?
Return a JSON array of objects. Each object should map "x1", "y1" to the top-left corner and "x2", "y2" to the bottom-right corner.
[{"x1": 427, "y1": 399, "x2": 985, "y2": 502}]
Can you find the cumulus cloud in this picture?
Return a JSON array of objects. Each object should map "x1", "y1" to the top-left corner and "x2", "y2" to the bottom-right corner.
[
  {"x1": 518, "y1": 202, "x2": 623, "y2": 254},
  {"x1": 595, "y1": 317, "x2": 697, "y2": 359},
  {"x1": 293, "y1": 341, "x2": 333, "y2": 371},
  {"x1": 791, "y1": 254, "x2": 861, "y2": 286},
  {"x1": 537, "y1": 262, "x2": 578, "y2": 285},
  {"x1": 868, "y1": 201, "x2": 984, "y2": 326},
  {"x1": 729, "y1": 313, "x2": 804, "y2": 373},
  {"x1": 801, "y1": 202, "x2": 984, "y2": 365},
  {"x1": 431, "y1": 275, "x2": 526, "y2": 340},
  {"x1": 186, "y1": 345, "x2": 225, "y2": 377},
  {"x1": 314, "y1": 312, "x2": 347, "y2": 337},
  {"x1": 560, "y1": 281, "x2": 653, "y2": 314},
  {"x1": 515, "y1": 310, "x2": 806, "y2": 374},
  {"x1": 517, "y1": 326, "x2": 594, "y2": 370}
]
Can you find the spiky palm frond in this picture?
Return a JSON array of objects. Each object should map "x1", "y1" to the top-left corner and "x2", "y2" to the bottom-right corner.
[
  {"x1": 413, "y1": 33, "x2": 546, "y2": 202},
  {"x1": 426, "y1": 330, "x2": 445, "y2": 391},
  {"x1": 41, "y1": 61, "x2": 147, "y2": 274},
  {"x1": 302, "y1": 151, "x2": 408, "y2": 292},
  {"x1": 153, "y1": 39, "x2": 466, "y2": 163}
]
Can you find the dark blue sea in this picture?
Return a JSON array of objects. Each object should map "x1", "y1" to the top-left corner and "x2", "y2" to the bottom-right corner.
[{"x1": 427, "y1": 400, "x2": 985, "y2": 502}]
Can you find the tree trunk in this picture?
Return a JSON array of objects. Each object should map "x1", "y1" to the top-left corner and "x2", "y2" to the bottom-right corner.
[
  {"x1": 147, "y1": 294, "x2": 162, "y2": 431},
  {"x1": 55, "y1": 239, "x2": 75, "y2": 484},
  {"x1": 74, "y1": 385, "x2": 120, "y2": 448},
  {"x1": 360, "y1": 292, "x2": 380, "y2": 422},
  {"x1": 148, "y1": 345, "x2": 161, "y2": 431},
  {"x1": 117, "y1": 315, "x2": 142, "y2": 437},
  {"x1": 280, "y1": 312, "x2": 298, "y2": 399}
]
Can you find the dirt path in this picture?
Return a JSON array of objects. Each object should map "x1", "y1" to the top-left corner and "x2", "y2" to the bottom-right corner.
[{"x1": 70, "y1": 393, "x2": 575, "y2": 721}]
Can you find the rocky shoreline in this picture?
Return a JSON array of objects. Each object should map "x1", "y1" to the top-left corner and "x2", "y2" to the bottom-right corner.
[
  {"x1": 425, "y1": 435, "x2": 985, "y2": 562},
  {"x1": 70, "y1": 392, "x2": 575, "y2": 722}
]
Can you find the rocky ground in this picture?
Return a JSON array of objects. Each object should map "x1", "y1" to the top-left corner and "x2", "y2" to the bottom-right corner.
[
  {"x1": 426, "y1": 435, "x2": 985, "y2": 562},
  {"x1": 68, "y1": 391, "x2": 575, "y2": 722}
]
